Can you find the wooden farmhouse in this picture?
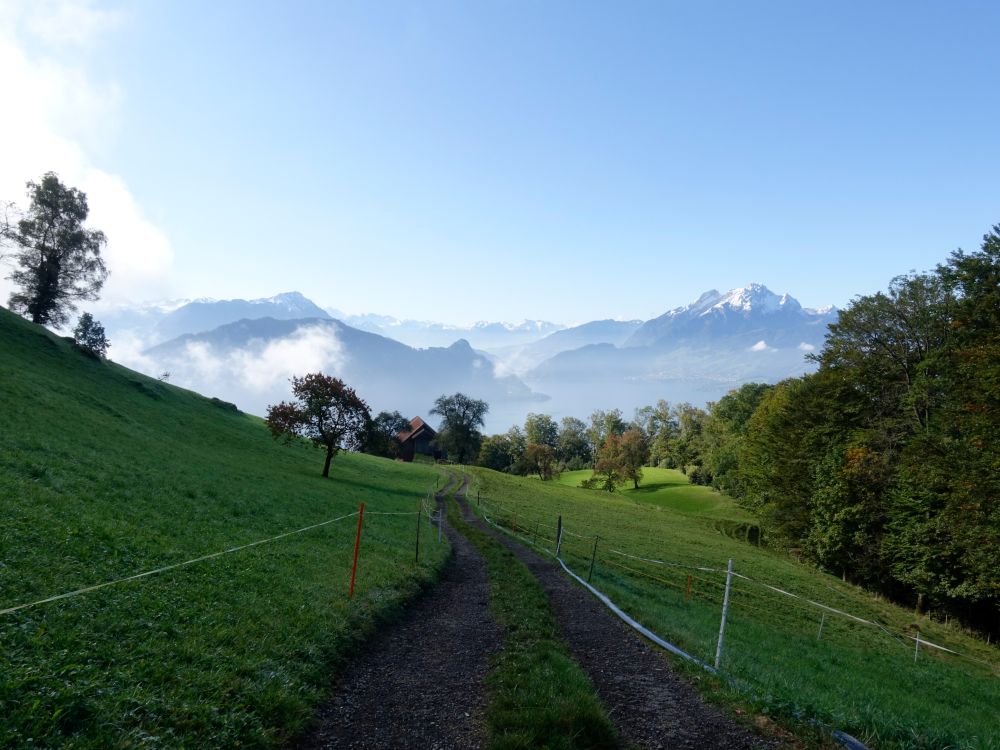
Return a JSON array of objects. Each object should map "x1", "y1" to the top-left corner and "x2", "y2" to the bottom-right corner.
[{"x1": 397, "y1": 416, "x2": 439, "y2": 462}]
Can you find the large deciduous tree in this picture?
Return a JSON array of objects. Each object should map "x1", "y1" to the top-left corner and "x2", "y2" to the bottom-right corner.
[
  {"x1": 643, "y1": 400, "x2": 678, "y2": 467},
  {"x1": 557, "y1": 416, "x2": 591, "y2": 470},
  {"x1": 618, "y1": 428, "x2": 649, "y2": 489},
  {"x1": 266, "y1": 373, "x2": 370, "y2": 477},
  {"x1": 523, "y1": 443, "x2": 559, "y2": 480},
  {"x1": 584, "y1": 433, "x2": 628, "y2": 492},
  {"x1": 587, "y1": 408, "x2": 626, "y2": 455},
  {"x1": 478, "y1": 434, "x2": 517, "y2": 472},
  {"x1": 524, "y1": 412, "x2": 559, "y2": 449},
  {"x1": 478, "y1": 426, "x2": 527, "y2": 472},
  {"x1": 701, "y1": 383, "x2": 772, "y2": 497},
  {"x1": 4, "y1": 173, "x2": 109, "y2": 327},
  {"x1": 360, "y1": 410, "x2": 411, "y2": 459},
  {"x1": 733, "y1": 227, "x2": 1000, "y2": 632},
  {"x1": 430, "y1": 392, "x2": 488, "y2": 464}
]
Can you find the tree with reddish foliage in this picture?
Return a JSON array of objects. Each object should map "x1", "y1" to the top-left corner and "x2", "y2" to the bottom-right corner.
[{"x1": 266, "y1": 373, "x2": 370, "y2": 478}]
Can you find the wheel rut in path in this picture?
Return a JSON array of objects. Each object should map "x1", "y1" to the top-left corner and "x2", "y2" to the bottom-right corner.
[
  {"x1": 296, "y1": 476, "x2": 502, "y2": 750},
  {"x1": 454, "y1": 478, "x2": 778, "y2": 750}
]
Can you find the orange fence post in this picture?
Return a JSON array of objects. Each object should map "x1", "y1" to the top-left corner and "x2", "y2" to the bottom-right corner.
[{"x1": 349, "y1": 502, "x2": 365, "y2": 598}]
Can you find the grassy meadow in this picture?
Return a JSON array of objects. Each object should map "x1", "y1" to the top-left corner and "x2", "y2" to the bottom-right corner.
[
  {"x1": 467, "y1": 466, "x2": 1000, "y2": 750},
  {"x1": 0, "y1": 308, "x2": 450, "y2": 748},
  {"x1": 557, "y1": 466, "x2": 755, "y2": 519}
]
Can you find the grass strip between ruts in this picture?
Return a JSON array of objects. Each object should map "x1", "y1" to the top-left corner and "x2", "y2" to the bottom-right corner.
[{"x1": 445, "y1": 484, "x2": 622, "y2": 750}]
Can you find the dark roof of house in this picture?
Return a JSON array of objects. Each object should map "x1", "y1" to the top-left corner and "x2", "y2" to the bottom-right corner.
[{"x1": 397, "y1": 416, "x2": 437, "y2": 443}]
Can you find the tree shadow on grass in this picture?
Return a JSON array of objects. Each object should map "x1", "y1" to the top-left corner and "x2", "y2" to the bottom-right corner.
[
  {"x1": 295, "y1": 465, "x2": 437, "y2": 503},
  {"x1": 629, "y1": 480, "x2": 689, "y2": 494}
]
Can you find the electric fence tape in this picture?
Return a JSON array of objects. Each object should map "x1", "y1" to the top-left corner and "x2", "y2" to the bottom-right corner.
[
  {"x1": 478, "y1": 496, "x2": 996, "y2": 673},
  {"x1": 1, "y1": 511, "x2": 359, "y2": 617}
]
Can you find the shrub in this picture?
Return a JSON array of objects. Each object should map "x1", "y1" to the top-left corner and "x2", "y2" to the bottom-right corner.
[{"x1": 73, "y1": 313, "x2": 109, "y2": 358}]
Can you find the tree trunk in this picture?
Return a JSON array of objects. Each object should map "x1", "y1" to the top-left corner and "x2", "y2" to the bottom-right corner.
[
  {"x1": 322, "y1": 445, "x2": 334, "y2": 477},
  {"x1": 915, "y1": 591, "x2": 926, "y2": 616}
]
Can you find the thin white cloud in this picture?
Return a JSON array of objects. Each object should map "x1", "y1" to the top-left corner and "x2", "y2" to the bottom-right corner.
[
  {"x1": 116, "y1": 325, "x2": 349, "y2": 415},
  {"x1": 798, "y1": 342, "x2": 816, "y2": 352},
  {"x1": 229, "y1": 326, "x2": 347, "y2": 393},
  {"x1": 0, "y1": 1, "x2": 174, "y2": 311},
  {"x1": 22, "y1": 0, "x2": 123, "y2": 49},
  {"x1": 749, "y1": 340, "x2": 770, "y2": 352}
]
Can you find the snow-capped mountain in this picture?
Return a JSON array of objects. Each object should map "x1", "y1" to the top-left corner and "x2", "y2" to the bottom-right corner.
[
  {"x1": 96, "y1": 284, "x2": 838, "y2": 431},
  {"x1": 625, "y1": 283, "x2": 835, "y2": 348},
  {"x1": 521, "y1": 285, "x2": 838, "y2": 423}
]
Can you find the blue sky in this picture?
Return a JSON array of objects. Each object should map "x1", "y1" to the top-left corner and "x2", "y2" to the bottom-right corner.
[{"x1": 2, "y1": 1, "x2": 999, "y2": 324}]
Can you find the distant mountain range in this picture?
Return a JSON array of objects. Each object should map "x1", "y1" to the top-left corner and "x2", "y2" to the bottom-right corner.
[
  {"x1": 323, "y1": 313, "x2": 564, "y2": 350},
  {"x1": 490, "y1": 319, "x2": 644, "y2": 375},
  {"x1": 521, "y1": 284, "x2": 836, "y2": 422},
  {"x1": 143, "y1": 317, "x2": 543, "y2": 421},
  {"x1": 99, "y1": 292, "x2": 562, "y2": 350},
  {"x1": 156, "y1": 292, "x2": 331, "y2": 342},
  {"x1": 625, "y1": 284, "x2": 834, "y2": 348},
  {"x1": 101, "y1": 284, "x2": 837, "y2": 431},
  {"x1": 97, "y1": 292, "x2": 332, "y2": 346}
]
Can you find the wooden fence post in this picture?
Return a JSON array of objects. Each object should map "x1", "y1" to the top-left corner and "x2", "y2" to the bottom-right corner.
[
  {"x1": 415, "y1": 498, "x2": 423, "y2": 563},
  {"x1": 588, "y1": 536, "x2": 600, "y2": 582},
  {"x1": 349, "y1": 502, "x2": 365, "y2": 598}
]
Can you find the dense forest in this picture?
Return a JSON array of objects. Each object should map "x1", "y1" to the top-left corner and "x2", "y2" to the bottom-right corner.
[
  {"x1": 711, "y1": 228, "x2": 998, "y2": 635},
  {"x1": 472, "y1": 227, "x2": 1000, "y2": 637}
]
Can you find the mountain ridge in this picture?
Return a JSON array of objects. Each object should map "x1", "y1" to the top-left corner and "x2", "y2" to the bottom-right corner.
[
  {"x1": 103, "y1": 284, "x2": 837, "y2": 430},
  {"x1": 143, "y1": 315, "x2": 546, "y2": 428}
]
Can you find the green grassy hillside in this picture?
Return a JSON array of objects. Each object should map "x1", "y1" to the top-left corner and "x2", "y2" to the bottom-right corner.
[
  {"x1": 557, "y1": 467, "x2": 754, "y2": 520},
  {"x1": 0, "y1": 308, "x2": 449, "y2": 748},
  {"x1": 469, "y1": 467, "x2": 1000, "y2": 750}
]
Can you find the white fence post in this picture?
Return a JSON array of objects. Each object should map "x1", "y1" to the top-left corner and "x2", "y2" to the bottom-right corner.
[{"x1": 714, "y1": 558, "x2": 734, "y2": 670}]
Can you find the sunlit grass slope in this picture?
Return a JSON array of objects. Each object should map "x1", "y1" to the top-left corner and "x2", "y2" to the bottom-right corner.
[
  {"x1": 469, "y1": 466, "x2": 1000, "y2": 750},
  {"x1": 0, "y1": 307, "x2": 449, "y2": 748},
  {"x1": 557, "y1": 467, "x2": 753, "y2": 520}
]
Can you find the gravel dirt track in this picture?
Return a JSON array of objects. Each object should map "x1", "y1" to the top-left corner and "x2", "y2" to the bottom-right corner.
[
  {"x1": 295, "y1": 477, "x2": 502, "y2": 749},
  {"x1": 455, "y1": 474, "x2": 779, "y2": 750},
  {"x1": 296, "y1": 471, "x2": 781, "y2": 750}
]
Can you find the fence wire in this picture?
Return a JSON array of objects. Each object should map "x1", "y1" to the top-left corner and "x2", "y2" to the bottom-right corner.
[
  {"x1": 473, "y1": 487, "x2": 997, "y2": 673},
  {"x1": 1, "y1": 510, "x2": 364, "y2": 617}
]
